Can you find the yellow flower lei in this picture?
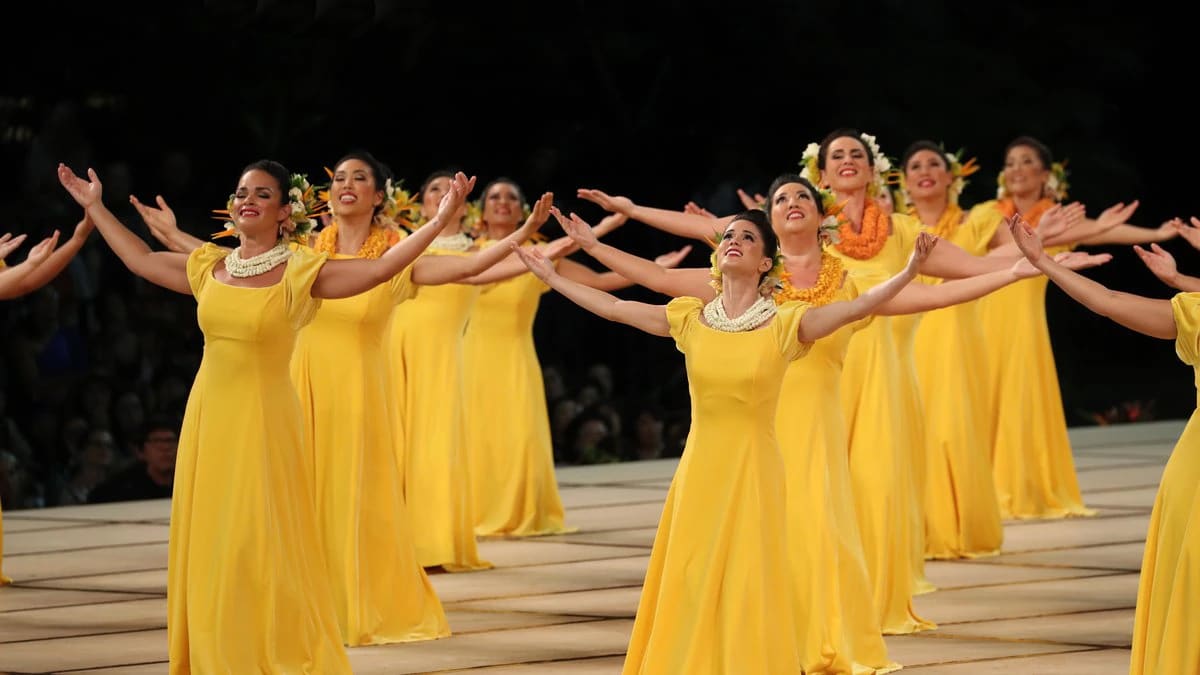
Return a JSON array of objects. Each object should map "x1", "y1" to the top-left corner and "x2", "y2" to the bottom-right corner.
[
  {"x1": 925, "y1": 203, "x2": 964, "y2": 240},
  {"x1": 311, "y1": 221, "x2": 398, "y2": 259},
  {"x1": 775, "y1": 253, "x2": 844, "y2": 306}
]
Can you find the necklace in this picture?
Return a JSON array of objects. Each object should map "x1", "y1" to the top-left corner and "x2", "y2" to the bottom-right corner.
[
  {"x1": 776, "y1": 253, "x2": 844, "y2": 306},
  {"x1": 923, "y1": 204, "x2": 964, "y2": 239},
  {"x1": 834, "y1": 199, "x2": 889, "y2": 260},
  {"x1": 702, "y1": 294, "x2": 777, "y2": 332},
  {"x1": 224, "y1": 241, "x2": 292, "y2": 278},
  {"x1": 312, "y1": 222, "x2": 395, "y2": 259},
  {"x1": 431, "y1": 232, "x2": 474, "y2": 251},
  {"x1": 996, "y1": 197, "x2": 1054, "y2": 228}
]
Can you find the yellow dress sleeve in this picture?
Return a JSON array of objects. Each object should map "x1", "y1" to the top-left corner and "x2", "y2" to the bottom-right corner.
[
  {"x1": 890, "y1": 213, "x2": 922, "y2": 251},
  {"x1": 964, "y1": 203, "x2": 1004, "y2": 250},
  {"x1": 841, "y1": 271, "x2": 874, "y2": 332},
  {"x1": 772, "y1": 300, "x2": 814, "y2": 361},
  {"x1": 666, "y1": 296, "x2": 705, "y2": 353},
  {"x1": 1171, "y1": 292, "x2": 1200, "y2": 365},
  {"x1": 185, "y1": 243, "x2": 231, "y2": 296},
  {"x1": 284, "y1": 246, "x2": 330, "y2": 331},
  {"x1": 388, "y1": 263, "x2": 417, "y2": 305}
]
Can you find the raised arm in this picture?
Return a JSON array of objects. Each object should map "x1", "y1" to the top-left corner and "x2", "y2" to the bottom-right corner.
[
  {"x1": 553, "y1": 208, "x2": 709, "y2": 298},
  {"x1": 0, "y1": 232, "x2": 60, "y2": 299},
  {"x1": 311, "y1": 172, "x2": 475, "y2": 299},
  {"x1": 1077, "y1": 208, "x2": 1180, "y2": 246},
  {"x1": 511, "y1": 243, "x2": 670, "y2": 337},
  {"x1": 412, "y1": 191, "x2": 553, "y2": 285},
  {"x1": 1011, "y1": 215, "x2": 1175, "y2": 339},
  {"x1": 796, "y1": 232, "x2": 934, "y2": 341},
  {"x1": 577, "y1": 188, "x2": 731, "y2": 243},
  {"x1": 131, "y1": 195, "x2": 209, "y2": 253},
  {"x1": 57, "y1": 164, "x2": 192, "y2": 295},
  {"x1": 880, "y1": 248, "x2": 1111, "y2": 315}
]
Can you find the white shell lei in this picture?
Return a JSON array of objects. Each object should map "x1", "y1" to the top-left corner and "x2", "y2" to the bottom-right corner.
[
  {"x1": 430, "y1": 233, "x2": 474, "y2": 252},
  {"x1": 224, "y1": 241, "x2": 293, "y2": 278},
  {"x1": 702, "y1": 294, "x2": 777, "y2": 332}
]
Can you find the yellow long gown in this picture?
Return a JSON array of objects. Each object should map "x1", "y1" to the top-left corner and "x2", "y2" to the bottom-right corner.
[
  {"x1": 391, "y1": 248, "x2": 493, "y2": 571},
  {"x1": 976, "y1": 200, "x2": 1093, "y2": 519},
  {"x1": 1130, "y1": 292, "x2": 1200, "y2": 674},
  {"x1": 623, "y1": 298, "x2": 810, "y2": 675},
  {"x1": 170, "y1": 244, "x2": 350, "y2": 674},
  {"x1": 831, "y1": 216, "x2": 936, "y2": 634},
  {"x1": 776, "y1": 271, "x2": 900, "y2": 674},
  {"x1": 462, "y1": 256, "x2": 574, "y2": 537},
  {"x1": 290, "y1": 253, "x2": 450, "y2": 646},
  {"x1": 913, "y1": 206, "x2": 1005, "y2": 558}
]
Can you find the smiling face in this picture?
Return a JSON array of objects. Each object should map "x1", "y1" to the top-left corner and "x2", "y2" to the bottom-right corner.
[
  {"x1": 482, "y1": 181, "x2": 524, "y2": 229},
  {"x1": 718, "y1": 218, "x2": 774, "y2": 279},
  {"x1": 820, "y1": 135, "x2": 873, "y2": 192},
  {"x1": 231, "y1": 169, "x2": 290, "y2": 234},
  {"x1": 330, "y1": 158, "x2": 383, "y2": 219},
  {"x1": 769, "y1": 181, "x2": 821, "y2": 240},
  {"x1": 1002, "y1": 144, "x2": 1050, "y2": 200},
  {"x1": 904, "y1": 149, "x2": 954, "y2": 202}
]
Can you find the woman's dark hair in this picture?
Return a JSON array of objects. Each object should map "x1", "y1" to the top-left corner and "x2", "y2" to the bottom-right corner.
[
  {"x1": 1004, "y1": 135, "x2": 1053, "y2": 168},
  {"x1": 818, "y1": 128, "x2": 874, "y2": 170},
  {"x1": 901, "y1": 140, "x2": 951, "y2": 171},
  {"x1": 238, "y1": 159, "x2": 290, "y2": 204}
]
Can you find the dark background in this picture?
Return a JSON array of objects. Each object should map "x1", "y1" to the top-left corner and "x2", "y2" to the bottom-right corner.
[{"x1": 0, "y1": 1, "x2": 1193, "y2": 505}]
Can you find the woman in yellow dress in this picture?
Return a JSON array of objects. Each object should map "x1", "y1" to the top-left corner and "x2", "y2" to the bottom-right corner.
[
  {"x1": 514, "y1": 207, "x2": 932, "y2": 675},
  {"x1": 463, "y1": 177, "x2": 633, "y2": 537},
  {"x1": 569, "y1": 176, "x2": 1106, "y2": 667},
  {"x1": 393, "y1": 169, "x2": 626, "y2": 569},
  {"x1": 900, "y1": 141, "x2": 1008, "y2": 559},
  {"x1": 1008, "y1": 216, "x2": 1199, "y2": 675},
  {"x1": 292, "y1": 153, "x2": 554, "y2": 640},
  {"x1": 0, "y1": 222, "x2": 87, "y2": 585},
  {"x1": 977, "y1": 136, "x2": 1178, "y2": 519},
  {"x1": 57, "y1": 160, "x2": 474, "y2": 673}
]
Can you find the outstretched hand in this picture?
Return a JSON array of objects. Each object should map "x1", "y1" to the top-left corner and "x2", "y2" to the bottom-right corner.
[
  {"x1": 655, "y1": 245, "x2": 693, "y2": 268},
  {"x1": 1178, "y1": 217, "x2": 1200, "y2": 250},
  {"x1": 1007, "y1": 213, "x2": 1044, "y2": 264},
  {"x1": 519, "y1": 192, "x2": 554, "y2": 235},
  {"x1": 1037, "y1": 201, "x2": 1086, "y2": 243},
  {"x1": 25, "y1": 230, "x2": 62, "y2": 266},
  {"x1": 576, "y1": 188, "x2": 635, "y2": 216},
  {"x1": 131, "y1": 194, "x2": 180, "y2": 248},
  {"x1": 683, "y1": 201, "x2": 717, "y2": 219},
  {"x1": 551, "y1": 207, "x2": 598, "y2": 250},
  {"x1": 1133, "y1": 242, "x2": 1179, "y2": 285},
  {"x1": 736, "y1": 188, "x2": 765, "y2": 210},
  {"x1": 903, "y1": 231, "x2": 938, "y2": 276},
  {"x1": 0, "y1": 233, "x2": 29, "y2": 261},
  {"x1": 435, "y1": 172, "x2": 477, "y2": 223},
  {"x1": 511, "y1": 242, "x2": 556, "y2": 281},
  {"x1": 57, "y1": 164, "x2": 104, "y2": 208}
]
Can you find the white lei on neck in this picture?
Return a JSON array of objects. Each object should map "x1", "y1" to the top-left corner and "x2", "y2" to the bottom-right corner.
[
  {"x1": 224, "y1": 240, "x2": 292, "y2": 278},
  {"x1": 702, "y1": 293, "x2": 777, "y2": 332},
  {"x1": 430, "y1": 232, "x2": 474, "y2": 252}
]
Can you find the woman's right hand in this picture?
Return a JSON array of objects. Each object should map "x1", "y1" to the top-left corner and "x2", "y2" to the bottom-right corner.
[
  {"x1": 131, "y1": 195, "x2": 182, "y2": 249},
  {"x1": 57, "y1": 164, "x2": 104, "y2": 209},
  {"x1": 0, "y1": 233, "x2": 29, "y2": 261},
  {"x1": 576, "y1": 188, "x2": 635, "y2": 216},
  {"x1": 551, "y1": 207, "x2": 599, "y2": 251},
  {"x1": 511, "y1": 242, "x2": 557, "y2": 282}
]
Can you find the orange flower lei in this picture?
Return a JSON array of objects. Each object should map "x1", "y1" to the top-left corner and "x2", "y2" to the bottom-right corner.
[
  {"x1": 311, "y1": 222, "x2": 399, "y2": 259},
  {"x1": 834, "y1": 199, "x2": 889, "y2": 260},
  {"x1": 775, "y1": 253, "x2": 845, "y2": 306},
  {"x1": 926, "y1": 204, "x2": 964, "y2": 239},
  {"x1": 996, "y1": 198, "x2": 1054, "y2": 228}
]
